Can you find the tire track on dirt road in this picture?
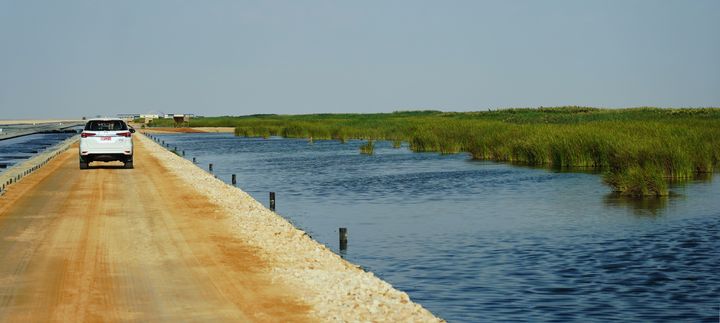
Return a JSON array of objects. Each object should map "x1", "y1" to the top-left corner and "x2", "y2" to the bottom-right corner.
[{"x1": 0, "y1": 140, "x2": 310, "y2": 322}]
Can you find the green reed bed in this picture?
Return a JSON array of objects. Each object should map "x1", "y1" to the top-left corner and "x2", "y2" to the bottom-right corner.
[
  {"x1": 360, "y1": 141, "x2": 375, "y2": 155},
  {"x1": 147, "y1": 108, "x2": 720, "y2": 196}
]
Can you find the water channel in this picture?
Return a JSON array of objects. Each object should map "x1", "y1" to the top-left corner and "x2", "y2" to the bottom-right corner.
[
  {"x1": 155, "y1": 133, "x2": 719, "y2": 322},
  {"x1": 0, "y1": 132, "x2": 78, "y2": 173}
]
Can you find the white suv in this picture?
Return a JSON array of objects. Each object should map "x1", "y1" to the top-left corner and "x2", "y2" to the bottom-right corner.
[{"x1": 79, "y1": 118, "x2": 135, "y2": 169}]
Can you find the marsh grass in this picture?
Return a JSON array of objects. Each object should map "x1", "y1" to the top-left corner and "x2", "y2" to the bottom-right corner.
[
  {"x1": 149, "y1": 107, "x2": 720, "y2": 196},
  {"x1": 360, "y1": 141, "x2": 375, "y2": 155}
]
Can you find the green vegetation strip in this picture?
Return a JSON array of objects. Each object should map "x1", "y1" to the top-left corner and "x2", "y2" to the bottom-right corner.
[{"x1": 144, "y1": 107, "x2": 720, "y2": 197}]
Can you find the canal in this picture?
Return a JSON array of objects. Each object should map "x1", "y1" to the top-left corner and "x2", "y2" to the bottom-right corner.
[{"x1": 155, "y1": 133, "x2": 719, "y2": 322}]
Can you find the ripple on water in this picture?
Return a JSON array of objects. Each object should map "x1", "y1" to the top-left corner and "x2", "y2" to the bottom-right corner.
[{"x1": 155, "y1": 134, "x2": 720, "y2": 322}]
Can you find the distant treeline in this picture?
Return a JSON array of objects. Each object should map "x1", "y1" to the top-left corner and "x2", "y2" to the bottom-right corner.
[{"x1": 145, "y1": 107, "x2": 720, "y2": 196}]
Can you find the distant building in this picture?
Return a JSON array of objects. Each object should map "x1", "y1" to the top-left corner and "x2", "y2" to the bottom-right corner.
[
  {"x1": 162, "y1": 113, "x2": 196, "y2": 119},
  {"x1": 172, "y1": 114, "x2": 192, "y2": 127},
  {"x1": 125, "y1": 113, "x2": 198, "y2": 123},
  {"x1": 140, "y1": 114, "x2": 160, "y2": 124},
  {"x1": 117, "y1": 113, "x2": 141, "y2": 120},
  {"x1": 118, "y1": 113, "x2": 175, "y2": 123}
]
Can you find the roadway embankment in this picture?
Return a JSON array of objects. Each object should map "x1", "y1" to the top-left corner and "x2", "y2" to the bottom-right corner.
[
  {"x1": 0, "y1": 121, "x2": 82, "y2": 141},
  {"x1": 0, "y1": 133, "x2": 442, "y2": 322}
]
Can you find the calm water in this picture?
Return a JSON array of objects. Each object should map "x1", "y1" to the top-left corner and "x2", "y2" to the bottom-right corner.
[
  {"x1": 0, "y1": 132, "x2": 77, "y2": 173},
  {"x1": 156, "y1": 133, "x2": 719, "y2": 322}
]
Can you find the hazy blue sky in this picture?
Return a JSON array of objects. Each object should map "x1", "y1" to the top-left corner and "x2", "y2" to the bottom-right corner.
[{"x1": 1, "y1": 0, "x2": 718, "y2": 119}]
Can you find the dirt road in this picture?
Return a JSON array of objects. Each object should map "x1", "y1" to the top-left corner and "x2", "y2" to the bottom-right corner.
[{"x1": 0, "y1": 139, "x2": 310, "y2": 321}]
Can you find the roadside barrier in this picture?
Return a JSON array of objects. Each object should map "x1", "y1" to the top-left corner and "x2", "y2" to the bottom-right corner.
[
  {"x1": 339, "y1": 227, "x2": 348, "y2": 251},
  {"x1": 269, "y1": 192, "x2": 276, "y2": 211}
]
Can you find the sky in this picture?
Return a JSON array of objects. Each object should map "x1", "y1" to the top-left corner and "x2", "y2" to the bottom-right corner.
[{"x1": 1, "y1": 0, "x2": 719, "y2": 119}]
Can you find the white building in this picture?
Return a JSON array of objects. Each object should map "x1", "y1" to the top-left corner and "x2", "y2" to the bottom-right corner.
[{"x1": 117, "y1": 113, "x2": 141, "y2": 120}]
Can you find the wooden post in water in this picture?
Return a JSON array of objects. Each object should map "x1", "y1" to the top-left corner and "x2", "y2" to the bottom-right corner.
[
  {"x1": 231, "y1": 174, "x2": 237, "y2": 185},
  {"x1": 339, "y1": 228, "x2": 348, "y2": 250},
  {"x1": 269, "y1": 192, "x2": 276, "y2": 211},
  {"x1": 209, "y1": 163, "x2": 213, "y2": 172}
]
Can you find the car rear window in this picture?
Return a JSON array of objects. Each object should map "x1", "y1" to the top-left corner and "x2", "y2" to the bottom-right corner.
[{"x1": 84, "y1": 120, "x2": 128, "y2": 131}]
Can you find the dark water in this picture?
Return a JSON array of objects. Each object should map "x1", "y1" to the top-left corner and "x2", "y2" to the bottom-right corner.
[
  {"x1": 0, "y1": 132, "x2": 77, "y2": 172},
  {"x1": 156, "y1": 133, "x2": 719, "y2": 322}
]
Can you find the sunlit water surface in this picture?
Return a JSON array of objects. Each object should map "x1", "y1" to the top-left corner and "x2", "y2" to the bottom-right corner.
[
  {"x1": 0, "y1": 132, "x2": 77, "y2": 173},
  {"x1": 156, "y1": 133, "x2": 719, "y2": 322}
]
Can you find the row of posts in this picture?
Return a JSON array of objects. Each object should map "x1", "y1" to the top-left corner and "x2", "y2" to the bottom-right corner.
[{"x1": 143, "y1": 132, "x2": 349, "y2": 251}]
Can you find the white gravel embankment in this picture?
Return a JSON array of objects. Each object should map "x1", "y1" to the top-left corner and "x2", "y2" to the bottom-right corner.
[{"x1": 139, "y1": 134, "x2": 444, "y2": 322}]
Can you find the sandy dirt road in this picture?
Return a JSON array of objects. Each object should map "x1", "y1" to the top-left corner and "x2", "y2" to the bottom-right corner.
[{"x1": 0, "y1": 139, "x2": 310, "y2": 322}]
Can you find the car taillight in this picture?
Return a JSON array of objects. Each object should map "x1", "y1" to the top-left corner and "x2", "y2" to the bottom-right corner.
[
  {"x1": 116, "y1": 132, "x2": 131, "y2": 137},
  {"x1": 81, "y1": 132, "x2": 96, "y2": 138}
]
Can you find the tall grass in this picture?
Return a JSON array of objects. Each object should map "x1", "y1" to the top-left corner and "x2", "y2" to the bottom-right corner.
[
  {"x1": 360, "y1": 141, "x2": 375, "y2": 155},
  {"x1": 148, "y1": 107, "x2": 720, "y2": 196}
]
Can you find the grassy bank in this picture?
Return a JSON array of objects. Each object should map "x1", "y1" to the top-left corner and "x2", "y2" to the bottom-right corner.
[{"x1": 146, "y1": 107, "x2": 720, "y2": 196}]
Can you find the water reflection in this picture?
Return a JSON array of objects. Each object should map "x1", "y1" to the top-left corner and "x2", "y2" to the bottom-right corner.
[
  {"x1": 506, "y1": 161, "x2": 604, "y2": 176},
  {"x1": 0, "y1": 132, "x2": 77, "y2": 173},
  {"x1": 603, "y1": 174, "x2": 716, "y2": 215},
  {"x1": 603, "y1": 194, "x2": 670, "y2": 216}
]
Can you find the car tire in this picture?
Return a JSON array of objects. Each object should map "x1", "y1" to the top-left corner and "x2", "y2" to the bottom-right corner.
[
  {"x1": 80, "y1": 162, "x2": 88, "y2": 170},
  {"x1": 124, "y1": 161, "x2": 134, "y2": 169}
]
